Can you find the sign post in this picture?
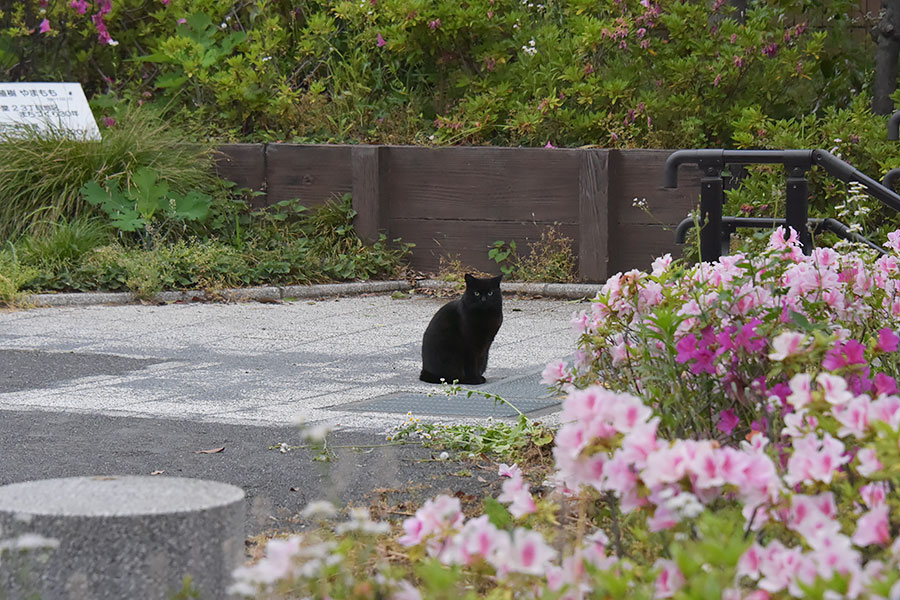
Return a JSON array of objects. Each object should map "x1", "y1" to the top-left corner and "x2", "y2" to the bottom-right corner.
[{"x1": 0, "y1": 82, "x2": 100, "y2": 141}]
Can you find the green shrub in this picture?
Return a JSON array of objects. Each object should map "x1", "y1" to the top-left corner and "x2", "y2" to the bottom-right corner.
[
  {"x1": 0, "y1": 103, "x2": 224, "y2": 242},
  {"x1": 726, "y1": 95, "x2": 900, "y2": 248},
  {"x1": 4, "y1": 0, "x2": 868, "y2": 146}
]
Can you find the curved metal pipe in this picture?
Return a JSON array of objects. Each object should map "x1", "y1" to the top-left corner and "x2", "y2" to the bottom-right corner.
[
  {"x1": 812, "y1": 150, "x2": 900, "y2": 213},
  {"x1": 889, "y1": 111, "x2": 900, "y2": 141},
  {"x1": 662, "y1": 149, "x2": 814, "y2": 188},
  {"x1": 883, "y1": 168, "x2": 900, "y2": 190},
  {"x1": 674, "y1": 217, "x2": 694, "y2": 244}
]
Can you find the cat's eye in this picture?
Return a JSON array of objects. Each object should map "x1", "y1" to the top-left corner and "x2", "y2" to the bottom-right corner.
[
  {"x1": 487, "y1": 290, "x2": 493, "y2": 296},
  {"x1": 473, "y1": 291, "x2": 480, "y2": 297}
]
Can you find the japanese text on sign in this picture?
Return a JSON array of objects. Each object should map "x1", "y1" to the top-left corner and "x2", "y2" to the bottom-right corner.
[{"x1": 0, "y1": 83, "x2": 100, "y2": 141}]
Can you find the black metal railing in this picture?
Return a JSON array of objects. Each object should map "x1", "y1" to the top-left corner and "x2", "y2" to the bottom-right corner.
[{"x1": 663, "y1": 149, "x2": 900, "y2": 262}]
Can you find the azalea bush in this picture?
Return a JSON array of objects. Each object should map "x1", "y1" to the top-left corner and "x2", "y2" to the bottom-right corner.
[
  {"x1": 4, "y1": 0, "x2": 867, "y2": 144},
  {"x1": 235, "y1": 374, "x2": 900, "y2": 599},
  {"x1": 543, "y1": 226, "x2": 900, "y2": 442},
  {"x1": 232, "y1": 230, "x2": 900, "y2": 599}
]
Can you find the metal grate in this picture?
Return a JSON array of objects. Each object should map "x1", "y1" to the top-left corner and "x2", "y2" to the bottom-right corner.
[{"x1": 341, "y1": 370, "x2": 563, "y2": 417}]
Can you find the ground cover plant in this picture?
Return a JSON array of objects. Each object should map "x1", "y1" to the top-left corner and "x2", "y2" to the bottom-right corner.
[
  {"x1": 230, "y1": 227, "x2": 900, "y2": 599},
  {"x1": 0, "y1": 194, "x2": 411, "y2": 304}
]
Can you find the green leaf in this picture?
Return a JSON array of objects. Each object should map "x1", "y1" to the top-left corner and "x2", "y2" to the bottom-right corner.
[
  {"x1": 130, "y1": 167, "x2": 168, "y2": 220},
  {"x1": 173, "y1": 191, "x2": 212, "y2": 221},
  {"x1": 483, "y1": 497, "x2": 512, "y2": 529}
]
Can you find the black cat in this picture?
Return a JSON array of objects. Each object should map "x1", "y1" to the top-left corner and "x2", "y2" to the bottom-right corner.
[{"x1": 420, "y1": 273, "x2": 503, "y2": 385}]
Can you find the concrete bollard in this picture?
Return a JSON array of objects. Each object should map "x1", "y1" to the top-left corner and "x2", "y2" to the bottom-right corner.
[{"x1": 0, "y1": 475, "x2": 245, "y2": 599}]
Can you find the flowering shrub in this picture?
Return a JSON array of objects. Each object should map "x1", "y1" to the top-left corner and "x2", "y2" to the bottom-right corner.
[
  {"x1": 235, "y1": 232, "x2": 900, "y2": 599},
  {"x1": 237, "y1": 378, "x2": 900, "y2": 598},
  {"x1": 544, "y1": 226, "x2": 900, "y2": 442},
  {"x1": 3, "y1": 0, "x2": 866, "y2": 144}
]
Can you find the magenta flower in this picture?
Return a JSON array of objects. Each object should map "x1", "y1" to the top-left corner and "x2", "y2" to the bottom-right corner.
[
  {"x1": 716, "y1": 409, "x2": 739, "y2": 434},
  {"x1": 822, "y1": 339, "x2": 866, "y2": 371},
  {"x1": 544, "y1": 141, "x2": 556, "y2": 149},
  {"x1": 762, "y1": 43, "x2": 779, "y2": 57},
  {"x1": 874, "y1": 372, "x2": 898, "y2": 395},
  {"x1": 376, "y1": 33, "x2": 386, "y2": 47},
  {"x1": 102, "y1": 116, "x2": 116, "y2": 127},
  {"x1": 70, "y1": 0, "x2": 89, "y2": 14},
  {"x1": 875, "y1": 327, "x2": 899, "y2": 352},
  {"x1": 38, "y1": 19, "x2": 51, "y2": 34},
  {"x1": 428, "y1": 18, "x2": 441, "y2": 30}
]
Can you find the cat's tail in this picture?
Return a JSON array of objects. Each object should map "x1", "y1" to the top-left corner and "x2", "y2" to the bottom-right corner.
[{"x1": 419, "y1": 369, "x2": 445, "y2": 384}]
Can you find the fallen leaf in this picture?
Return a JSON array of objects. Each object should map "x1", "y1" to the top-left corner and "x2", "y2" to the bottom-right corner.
[
  {"x1": 150, "y1": 470, "x2": 165, "y2": 476},
  {"x1": 477, "y1": 476, "x2": 488, "y2": 483},
  {"x1": 195, "y1": 446, "x2": 225, "y2": 454}
]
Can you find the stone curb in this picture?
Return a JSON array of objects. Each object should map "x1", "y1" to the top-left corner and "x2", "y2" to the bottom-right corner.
[
  {"x1": 20, "y1": 279, "x2": 599, "y2": 308},
  {"x1": 416, "y1": 279, "x2": 600, "y2": 300}
]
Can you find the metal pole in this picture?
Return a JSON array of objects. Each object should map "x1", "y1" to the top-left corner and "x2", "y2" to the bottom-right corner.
[
  {"x1": 785, "y1": 168, "x2": 812, "y2": 254},
  {"x1": 699, "y1": 162, "x2": 724, "y2": 262}
]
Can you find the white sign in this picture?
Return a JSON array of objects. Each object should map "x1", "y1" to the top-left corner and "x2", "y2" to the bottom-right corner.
[{"x1": 0, "y1": 82, "x2": 101, "y2": 141}]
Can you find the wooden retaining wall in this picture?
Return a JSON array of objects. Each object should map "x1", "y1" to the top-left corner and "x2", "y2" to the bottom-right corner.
[{"x1": 215, "y1": 144, "x2": 701, "y2": 282}]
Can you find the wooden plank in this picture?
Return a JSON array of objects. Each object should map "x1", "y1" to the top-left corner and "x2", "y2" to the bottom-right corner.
[
  {"x1": 383, "y1": 146, "x2": 580, "y2": 222},
  {"x1": 615, "y1": 149, "x2": 701, "y2": 225},
  {"x1": 351, "y1": 146, "x2": 384, "y2": 243},
  {"x1": 265, "y1": 144, "x2": 352, "y2": 207},
  {"x1": 214, "y1": 143, "x2": 266, "y2": 208},
  {"x1": 578, "y1": 150, "x2": 609, "y2": 282},
  {"x1": 611, "y1": 223, "x2": 687, "y2": 274},
  {"x1": 389, "y1": 218, "x2": 579, "y2": 276}
]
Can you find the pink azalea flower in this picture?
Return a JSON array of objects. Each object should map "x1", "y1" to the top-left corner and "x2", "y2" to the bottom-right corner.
[
  {"x1": 856, "y1": 447, "x2": 883, "y2": 477},
  {"x1": 544, "y1": 141, "x2": 556, "y2": 148},
  {"x1": 503, "y1": 528, "x2": 557, "y2": 576},
  {"x1": 497, "y1": 470, "x2": 536, "y2": 518},
  {"x1": 816, "y1": 373, "x2": 853, "y2": 405},
  {"x1": 768, "y1": 331, "x2": 808, "y2": 361},
  {"x1": 540, "y1": 359, "x2": 570, "y2": 385},
  {"x1": 376, "y1": 33, "x2": 387, "y2": 47},
  {"x1": 784, "y1": 433, "x2": 849, "y2": 487},
  {"x1": 498, "y1": 463, "x2": 521, "y2": 479},
  {"x1": 852, "y1": 505, "x2": 890, "y2": 546},
  {"x1": 884, "y1": 230, "x2": 900, "y2": 253},
  {"x1": 832, "y1": 395, "x2": 871, "y2": 438},
  {"x1": 654, "y1": 559, "x2": 686, "y2": 598},
  {"x1": 38, "y1": 19, "x2": 51, "y2": 34},
  {"x1": 859, "y1": 481, "x2": 887, "y2": 509},
  {"x1": 454, "y1": 515, "x2": 506, "y2": 564},
  {"x1": 786, "y1": 373, "x2": 812, "y2": 409},
  {"x1": 398, "y1": 495, "x2": 463, "y2": 547}
]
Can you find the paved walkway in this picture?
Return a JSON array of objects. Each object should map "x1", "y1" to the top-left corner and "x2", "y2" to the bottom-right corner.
[
  {"x1": 0, "y1": 291, "x2": 585, "y2": 534},
  {"x1": 0, "y1": 293, "x2": 579, "y2": 432}
]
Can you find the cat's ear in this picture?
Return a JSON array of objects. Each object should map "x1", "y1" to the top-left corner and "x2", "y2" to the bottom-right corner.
[
  {"x1": 464, "y1": 273, "x2": 475, "y2": 285},
  {"x1": 494, "y1": 273, "x2": 503, "y2": 283}
]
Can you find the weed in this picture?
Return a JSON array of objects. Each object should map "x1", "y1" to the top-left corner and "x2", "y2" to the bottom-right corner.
[
  {"x1": 0, "y1": 103, "x2": 223, "y2": 242},
  {"x1": 487, "y1": 225, "x2": 576, "y2": 283},
  {"x1": 387, "y1": 386, "x2": 555, "y2": 464}
]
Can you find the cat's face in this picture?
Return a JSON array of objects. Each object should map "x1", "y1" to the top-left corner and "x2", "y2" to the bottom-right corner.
[{"x1": 462, "y1": 273, "x2": 502, "y2": 309}]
